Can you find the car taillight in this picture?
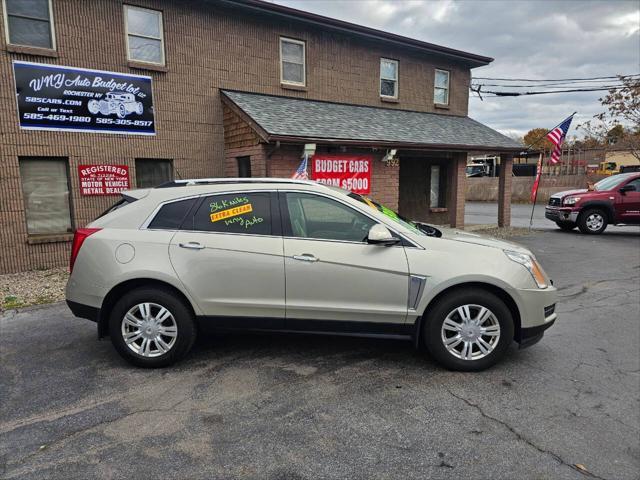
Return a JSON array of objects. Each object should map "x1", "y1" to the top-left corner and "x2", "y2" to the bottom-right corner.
[{"x1": 70, "y1": 228, "x2": 101, "y2": 273}]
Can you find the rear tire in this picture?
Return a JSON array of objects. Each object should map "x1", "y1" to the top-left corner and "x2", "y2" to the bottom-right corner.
[
  {"x1": 578, "y1": 208, "x2": 608, "y2": 234},
  {"x1": 109, "y1": 287, "x2": 196, "y2": 368},
  {"x1": 556, "y1": 221, "x2": 576, "y2": 231},
  {"x1": 423, "y1": 288, "x2": 514, "y2": 371}
]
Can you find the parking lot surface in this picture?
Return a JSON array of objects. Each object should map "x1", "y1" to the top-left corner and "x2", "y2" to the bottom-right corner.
[{"x1": 1, "y1": 229, "x2": 639, "y2": 479}]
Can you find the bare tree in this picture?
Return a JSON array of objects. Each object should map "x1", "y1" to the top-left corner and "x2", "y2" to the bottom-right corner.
[{"x1": 579, "y1": 75, "x2": 640, "y2": 160}]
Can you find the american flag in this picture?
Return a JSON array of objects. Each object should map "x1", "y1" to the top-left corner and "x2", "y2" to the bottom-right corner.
[
  {"x1": 291, "y1": 154, "x2": 309, "y2": 180},
  {"x1": 546, "y1": 115, "x2": 574, "y2": 164}
]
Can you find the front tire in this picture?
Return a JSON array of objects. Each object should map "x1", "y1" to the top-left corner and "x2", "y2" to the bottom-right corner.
[
  {"x1": 578, "y1": 208, "x2": 608, "y2": 234},
  {"x1": 556, "y1": 221, "x2": 576, "y2": 231},
  {"x1": 423, "y1": 289, "x2": 514, "y2": 371},
  {"x1": 109, "y1": 287, "x2": 196, "y2": 368}
]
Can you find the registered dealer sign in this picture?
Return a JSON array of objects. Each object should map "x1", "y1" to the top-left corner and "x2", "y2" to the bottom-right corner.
[
  {"x1": 311, "y1": 154, "x2": 372, "y2": 194},
  {"x1": 78, "y1": 165, "x2": 130, "y2": 196}
]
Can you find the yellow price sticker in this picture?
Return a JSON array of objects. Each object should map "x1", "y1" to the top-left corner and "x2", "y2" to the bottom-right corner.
[{"x1": 210, "y1": 203, "x2": 253, "y2": 222}]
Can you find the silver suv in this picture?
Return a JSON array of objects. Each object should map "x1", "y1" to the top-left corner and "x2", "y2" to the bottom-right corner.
[{"x1": 66, "y1": 179, "x2": 557, "y2": 371}]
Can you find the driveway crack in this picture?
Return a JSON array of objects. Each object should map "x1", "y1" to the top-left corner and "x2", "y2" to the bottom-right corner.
[{"x1": 446, "y1": 388, "x2": 607, "y2": 480}]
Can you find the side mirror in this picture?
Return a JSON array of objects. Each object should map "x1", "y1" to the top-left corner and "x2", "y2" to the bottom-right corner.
[
  {"x1": 367, "y1": 224, "x2": 400, "y2": 246},
  {"x1": 620, "y1": 184, "x2": 636, "y2": 194}
]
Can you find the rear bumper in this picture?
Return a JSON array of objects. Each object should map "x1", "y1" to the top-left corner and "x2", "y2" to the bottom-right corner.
[
  {"x1": 545, "y1": 206, "x2": 578, "y2": 223},
  {"x1": 66, "y1": 300, "x2": 99, "y2": 323}
]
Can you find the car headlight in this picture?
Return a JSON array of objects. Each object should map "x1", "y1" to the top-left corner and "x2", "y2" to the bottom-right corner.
[
  {"x1": 504, "y1": 250, "x2": 548, "y2": 289},
  {"x1": 563, "y1": 196, "x2": 580, "y2": 205}
]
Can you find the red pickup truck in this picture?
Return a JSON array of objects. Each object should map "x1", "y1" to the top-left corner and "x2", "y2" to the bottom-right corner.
[{"x1": 545, "y1": 172, "x2": 640, "y2": 234}]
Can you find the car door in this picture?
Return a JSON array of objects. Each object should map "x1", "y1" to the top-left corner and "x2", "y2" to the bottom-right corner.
[
  {"x1": 280, "y1": 191, "x2": 410, "y2": 326},
  {"x1": 168, "y1": 191, "x2": 286, "y2": 326},
  {"x1": 616, "y1": 177, "x2": 640, "y2": 224}
]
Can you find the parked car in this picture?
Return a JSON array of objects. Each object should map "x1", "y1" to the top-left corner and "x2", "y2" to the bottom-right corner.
[
  {"x1": 466, "y1": 163, "x2": 490, "y2": 177},
  {"x1": 545, "y1": 172, "x2": 640, "y2": 234},
  {"x1": 88, "y1": 92, "x2": 143, "y2": 118},
  {"x1": 66, "y1": 179, "x2": 557, "y2": 371}
]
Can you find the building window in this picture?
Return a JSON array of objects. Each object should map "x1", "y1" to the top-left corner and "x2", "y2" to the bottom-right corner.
[
  {"x1": 280, "y1": 37, "x2": 305, "y2": 86},
  {"x1": 237, "y1": 156, "x2": 251, "y2": 178},
  {"x1": 3, "y1": 0, "x2": 55, "y2": 49},
  {"x1": 429, "y1": 164, "x2": 447, "y2": 208},
  {"x1": 434, "y1": 69, "x2": 450, "y2": 105},
  {"x1": 380, "y1": 58, "x2": 398, "y2": 98},
  {"x1": 19, "y1": 157, "x2": 72, "y2": 235},
  {"x1": 136, "y1": 159, "x2": 173, "y2": 188},
  {"x1": 124, "y1": 5, "x2": 165, "y2": 65}
]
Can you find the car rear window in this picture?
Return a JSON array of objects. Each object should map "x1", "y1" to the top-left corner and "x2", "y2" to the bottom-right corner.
[
  {"x1": 96, "y1": 195, "x2": 137, "y2": 219},
  {"x1": 148, "y1": 198, "x2": 197, "y2": 230}
]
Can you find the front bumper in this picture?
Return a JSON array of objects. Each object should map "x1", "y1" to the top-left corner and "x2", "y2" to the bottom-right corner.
[
  {"x1": 545, "y1": 206, "x2": 579, "y2": 223},
  {"x1": 512, "y1": 285, "x2": 558, "y2": 348}
]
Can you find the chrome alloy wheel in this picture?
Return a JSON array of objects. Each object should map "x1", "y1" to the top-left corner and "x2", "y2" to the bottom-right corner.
[
  {"x1": 121, "y1": 303, "x2": 178, "y2": 358},
  {"x1": 585, "y1": 212, "x2": 604, "y2": 231},
  {"x1": 440, "y1": 304, "x2": 501, "y2": 361}
]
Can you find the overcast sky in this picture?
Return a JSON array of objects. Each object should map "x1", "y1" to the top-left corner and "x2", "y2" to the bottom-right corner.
[{"x1": 273, "y1": 0, "x2": 640, "y2": 139}]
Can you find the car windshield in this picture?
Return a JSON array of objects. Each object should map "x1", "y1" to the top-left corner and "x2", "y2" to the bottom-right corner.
[
  {"x1": 348, "y1": 193, "x2": 426, "y2": 235},
  {"x1": 593, "y1": 174, "x2": 634, "y2": 191},
  {"x1": 467, "y1": 166, "x2": 483, "y2": 173}
]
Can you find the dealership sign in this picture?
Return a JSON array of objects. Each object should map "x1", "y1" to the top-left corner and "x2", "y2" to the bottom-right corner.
[
  {"x1": 311, "y1": 154, "x2": 372, "y2": 194},
  {"x1": 13, "y1": 61, "x2": 155, "y2": 135},
  {"x1": 78, "y1": 165, "x2": 130, "y2": 196}
]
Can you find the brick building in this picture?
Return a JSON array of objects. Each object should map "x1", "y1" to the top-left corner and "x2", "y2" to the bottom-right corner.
[{"x1": 0, "y1": 0, "x2": 520, "y2": 274}]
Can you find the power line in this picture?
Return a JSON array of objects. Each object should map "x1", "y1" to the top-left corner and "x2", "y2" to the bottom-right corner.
[
  {"x1": 471, "y1": 80, "x2": 632, "y2": 88},
  {"x1": 479, "y1": 86, "x2": 627, "y2": 97},
  {"x1": 472, "y1": 74, "x2": 639, "y2": 82}
]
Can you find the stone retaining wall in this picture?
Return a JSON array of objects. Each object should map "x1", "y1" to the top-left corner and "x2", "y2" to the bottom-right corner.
[{"x1": 466, "y1": 174, "x2": 608, "y2": 203}]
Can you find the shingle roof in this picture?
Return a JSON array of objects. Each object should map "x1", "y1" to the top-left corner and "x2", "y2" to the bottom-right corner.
[{"x1": 221, "y1": 90, "x2": 523, "y2": 151}]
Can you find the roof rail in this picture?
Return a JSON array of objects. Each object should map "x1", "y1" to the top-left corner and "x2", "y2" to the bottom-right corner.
[{"x1": 155, "y1": 178, "x2": 322, "y2": 188}]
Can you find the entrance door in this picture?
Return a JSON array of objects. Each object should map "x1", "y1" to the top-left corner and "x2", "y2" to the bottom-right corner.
[
  {"x1": 281, "y1": 191, "x2": 409, "y2": 326},
  {"x1": 399, "y1": 158, "x2": 429, "y2": 222}
]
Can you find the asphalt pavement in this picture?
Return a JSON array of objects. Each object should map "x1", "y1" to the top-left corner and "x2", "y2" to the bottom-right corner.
[{"x1": 1, "y1": 230, "x2": 639, "y2": 479}]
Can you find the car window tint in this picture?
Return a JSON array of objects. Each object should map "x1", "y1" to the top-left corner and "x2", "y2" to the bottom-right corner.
[
  {"x1": 148, "y1": 198, "x2": 196, "y2": 230},
  {"x1": 286, "y1": 193, "x2": 376, "y2": 242},
  {"x1": 625, "y1": 178, "x2": 640, "y2": 191},
  {"x1": 192, "y1": 193, "x2": 271, "y2": 235}
]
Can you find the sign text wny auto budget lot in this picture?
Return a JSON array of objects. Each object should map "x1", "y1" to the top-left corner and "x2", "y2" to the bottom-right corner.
[
  {"x1": 13, "y1": 61, "x2": 155, "y2": 135},
  {"x1": 311, "y1": 154, "x2": 372, "y2": 194}
]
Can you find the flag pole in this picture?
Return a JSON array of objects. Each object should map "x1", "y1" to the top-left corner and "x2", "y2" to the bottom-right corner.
[
  {"x1": 527, "y1": 112, "x2": 577, "y2": 230},
  {"x1": 529, "y1": 151, "x2": 543, "y2": 230}
]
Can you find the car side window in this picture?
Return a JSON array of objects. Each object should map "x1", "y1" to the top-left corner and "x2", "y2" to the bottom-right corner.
[
  {"x1": 190, "y1": 193, "x2": 272, "y2": 235},
  {"x1": 148, "y1": 198, "x2": 197, "y2": 230},
  {"x1": 624, "y1": 178, "x2": 640, "y2": 191},
  {"x1": 284, "y1": 192, "x2": 376, "y2": 242}
]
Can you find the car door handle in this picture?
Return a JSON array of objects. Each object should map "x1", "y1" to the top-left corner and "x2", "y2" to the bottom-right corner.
[
  {"x1": 292, "y1": 254, "x2": 319, "y2": 262},
  {"x1": 179, "y1": 242, "x2": 205, "y2": 250}
]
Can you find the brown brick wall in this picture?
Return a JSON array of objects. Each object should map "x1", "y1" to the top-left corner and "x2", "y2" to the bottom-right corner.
[
  {"x1": 498, "y1": 154, "x2": 513, "y2": 227},
  {"x1": 448, "y1": 153, "x2": 467, "y2": 228},
  {"x1": 0, "y1": 0, "x2": 472, "y2": 273}
]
